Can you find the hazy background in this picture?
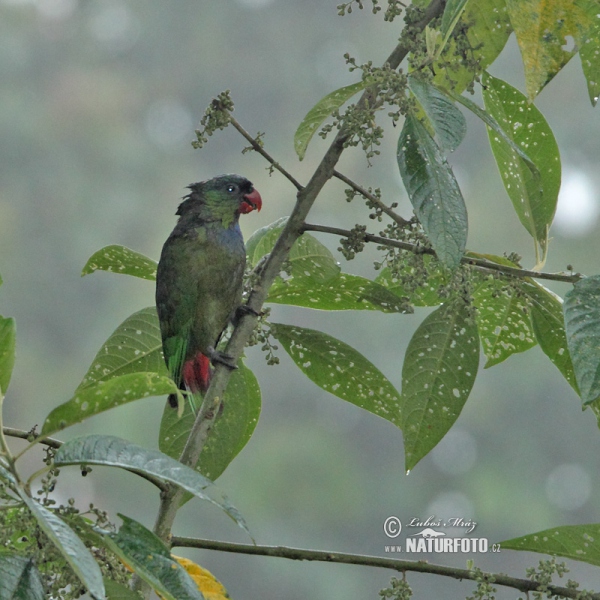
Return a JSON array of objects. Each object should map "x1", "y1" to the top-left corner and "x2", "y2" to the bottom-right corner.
[{"x1": 1, "y1": 0, "x2": 600, "y2": 597}]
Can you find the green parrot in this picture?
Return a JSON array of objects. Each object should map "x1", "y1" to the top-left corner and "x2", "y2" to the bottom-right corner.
[{"x1": 156, "y1": 174, "x2": 262, "y2": 406}]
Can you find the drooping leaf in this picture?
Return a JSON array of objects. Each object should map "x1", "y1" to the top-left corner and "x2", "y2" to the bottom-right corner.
[
  {"x1": 0, "y1": 553, "x2": 45, "y2": 600},
  {"x1": 42, "y1": 372, "x2": 178, "y2": 435},
  {"x1": 501, "y1": 524, "x2": 600, "y2": 567},
  {"x1": 16, "y1": 493, "x2": 104, "y2": 600},
  {"x1": 0, "y1": 316, "x2": 16, "y2": 395},
  {"x1": 247, "y1": 217, "x2": 340, "y2": 283},
  {"x1": 524, "y1": 282, "x2": 579, "y2": 394},
  {"x1": 506, "y1": 0, "x2": 597, "y2": 100},
  {"x1": 397, "y1": 113, "x2": 468, "y2": 269},
  {"x1": 160, "y1": 361, "x2": 261, "y2": 481},
  {"x1": 401, "y1": 300, "x2": 480, "y2": 471},
  {"x1": 482, "y1": 73, "x2": 561, "y2": 264},
  {"x1": 272, "y1": 323, "x2": 402, "y2": 428},
  {"x1": 579, "y1": 5, "x2": 600, "y2": 106},
  {"x1": 440, "y1": 0, "x2": 470, "y2": 41},
  {"x1": 408, "y1": 76, "x2": 466, "y2": 152},
  {"x1": 173, "y1": 556, "x2": 230, "y2": 600},
  {"x1": 473, "y1": 278, "x2": 536, "y2": 368},
  {"x1": 54, "y1": 435, "x2": 249, "y2": 535},
  {"x1": 82, "y1": 245, "x2": 157, "y2": 281},
  {"x1": 294, "y1": 81, "x2": 366, "y2": 160},
  {"x1": 102, "y1": 515, "x2": 204, "y2": 600},
  {"x1": 268, "y1": 273, "x2": 410, "y2": 312},
  {"x1": 563, "y1": 275, "x2": 600, "y2": 404}
]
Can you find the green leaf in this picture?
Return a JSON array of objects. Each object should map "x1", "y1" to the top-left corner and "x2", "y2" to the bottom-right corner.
[
  {"x1": 160, "y1": 361, "x2": 261, "y2": 481},
  {"x1": 268, "y1": 273, "x2": 409, "y2": 312},
  {"x1": 102, "y1": 515, "x2": 204, "y2": 600},
  {"x1": 429, "y1": 0, "x2": 512, "y2": 94},
  {"x1": 82, "y1": 245, "x2": 157, "y2": 280},
  {"x1": 0, "y1": 316, "x2": 16, "y2": 395},
  {"x1": 294, "y1": 81, "x2": 366, "y2": 160},
  {"x1": 54, "y1": 434, "x2": 249, "y2": 535},
  {"x1": 0, "y1": 553, "x2": 45, "y2": 600},
  {"x1": 579, "y1": 5, "x2": 600, "y2": 106},
  {"x1": 472, "y1": 278, "x2": 536, "y2": 368},
  {"x1": 78, "y1": 307, "x2": 167, "y2": 389},
  {"x1": 16, "y1": 492, "x2": 104, "y2": 599},
  {"x1": 42, "y1": 371, "x2": 178, "y2": 435},
  {"x1": 525, "y1": 282, "x2": 579, "y2": 394},
  {"x1": 506, "y1": 0, "x2": 596, "y2": 100},
  {"x1": 397, "y1": 113, "x2": 468, "y2": 269},
  {"x1": 104, "y1": 578, "x2": 141, "y2": 600},
  {"x1": 500, "y1": 524, "x2": 600, "y2": 567},
  {"x1": 272, "y1": 323, "x2": 402, "y2": 428},
  {"x1": 442, "y1": 87, "x2": 540, "y2": 177},
  {"x1": 375, "y1": 259, "x2": 448, "y2": 307},
  {"x1": 564, "y1": 275, "x2": 600, "y2": 404},
  {"x1": 482, "y1": 73, "x2": 560, "y2": 264},
  {"x1": 401, "y1": 300, "x2": 480, "y2": 471},
  {"x1": 247, "y1": 217, "x2": 340, "y2": 283},
  {"x1": 408, "y1": 76, "x2": 466, "y2": 152}
]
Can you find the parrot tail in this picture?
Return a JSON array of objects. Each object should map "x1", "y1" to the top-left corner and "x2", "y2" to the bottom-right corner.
[{"x1": 167, "y1": 352, "x2": 211, "y2": 409}]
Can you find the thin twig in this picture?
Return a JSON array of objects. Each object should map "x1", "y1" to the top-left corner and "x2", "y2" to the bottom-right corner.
[
  {"x1": 170, "y1": 536, "x2": 599, "y2": 600},
  {"x1": 3, "y1": 427, "x2": 63, "y2": 450},
  {"x1": 333, "y1": 170, "x2": 410, "y2": 227},
  {"x1": 228, "y1": 116, "x2": 304, "y2": 191},
  {"x1": 302, "y1": 223, "x2": 584, "y2": 284}
]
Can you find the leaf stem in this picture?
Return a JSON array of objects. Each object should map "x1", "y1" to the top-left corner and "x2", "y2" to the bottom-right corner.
[{"x1": 170, "y1": 536, "x2": 599, "y2": 599}]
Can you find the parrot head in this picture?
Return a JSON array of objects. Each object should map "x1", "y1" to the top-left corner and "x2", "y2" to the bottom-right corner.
[{"x1": 178, "y1": 174, "x2": 262, "y2": 221}]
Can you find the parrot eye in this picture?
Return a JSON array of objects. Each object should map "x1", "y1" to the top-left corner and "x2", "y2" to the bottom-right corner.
[{"x1": 226, "y1": 184, "x2": 237, "y2": 193}]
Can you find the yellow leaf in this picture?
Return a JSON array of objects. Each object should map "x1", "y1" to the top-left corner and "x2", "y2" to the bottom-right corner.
[
  {"x1": 172, "y1": 555, "x2": 231, "y2": 600},
  {"x1": 506, "y1": 0, "x2": 596, "y2": 99}
]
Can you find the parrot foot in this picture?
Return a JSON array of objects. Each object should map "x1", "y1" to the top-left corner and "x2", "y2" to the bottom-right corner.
[
  {"x1": 207, "y1": 347, "x2": 238, "y2": 371},
  {"x1": 233, "y1": 304, "x2": 263, "y2": 325}
]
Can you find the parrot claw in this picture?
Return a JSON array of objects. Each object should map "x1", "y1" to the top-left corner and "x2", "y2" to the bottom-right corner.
[
  {"x1": 207, "y1": 347, "x2": 238, "y2": 370},
  {"x1": 233, "y1": 304, "x2": 263, "y2": 325}
]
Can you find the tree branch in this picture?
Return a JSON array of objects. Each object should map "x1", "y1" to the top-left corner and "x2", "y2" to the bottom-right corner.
[
  {"x1": 302, "y1": 223, "x2": 584, "y2": 284},
  {"x1": 2, "y1": 427, "x2": 63, "y2": 450},
  {"x1": 170, "y1": 536, "x2": 599, "y2": 599}
]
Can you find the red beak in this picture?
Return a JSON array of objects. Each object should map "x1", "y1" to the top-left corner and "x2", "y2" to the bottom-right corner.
[{"x1": 240, "y1": 188, "x2": 262, "y2": 214}]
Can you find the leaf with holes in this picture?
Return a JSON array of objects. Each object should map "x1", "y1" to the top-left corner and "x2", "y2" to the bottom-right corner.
[
  {"x1": 397, "y1": 113, "x2": 468, "y2": 269},
  {"x1": 525, "y1": 282, "x2": 579, "y2": 394},
  {"x1": 82, "y1": 245, "x2": 157, "y2": 281},
  {"x1": 506, "y1": 0, "x2": 597, "y2": 100},
  {"x1": 408, "y1": 76, "x2": 466, "y2": 152},
  {"x1": 102, "y1": 515, "x2": 204, "y2": 600},
  {"x1": 294, "y1": 81, "x2": 366, "y2": 160},
  {"x1": 564, "y1": 275, "x2": 600, "y2": 405},
  {"x1": 501, "y1": 524, "x2": 600, "y2": 566},
  {"x1": 0, "y1": 554, "x2": 45, "y2": 600},
  {"x1": 272, "y1": 323, "x2": 402, "y2": 428},
  {"x1": 482, "y1": 73, "x2": 560, "y2": 264},
  {"x1": 17, "y1": 493, "x2": 104, "y2": 599},
  {"x1": 473, "y1": 278, "x2": 536, "y2": 368},
  {"x1": 160, "y1": 361, "x2": 261, "y2": 481},
  {"x1": 401, "y1": 300, "x2": 479, "y2": 471}
]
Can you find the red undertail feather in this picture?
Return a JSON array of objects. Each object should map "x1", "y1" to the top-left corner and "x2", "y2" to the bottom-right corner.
[{"x1": 183, "y1": 352, "x2": 212, "y2": 393}]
